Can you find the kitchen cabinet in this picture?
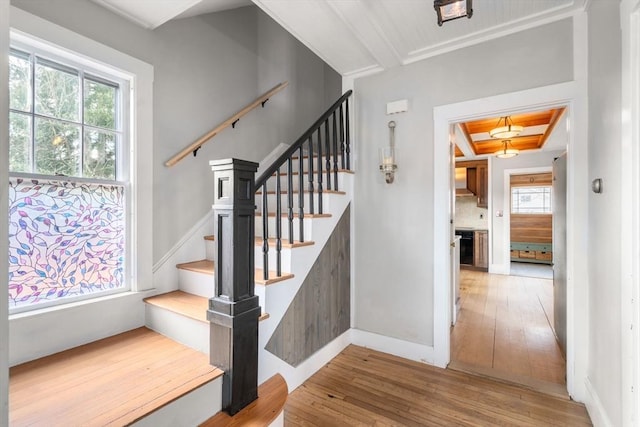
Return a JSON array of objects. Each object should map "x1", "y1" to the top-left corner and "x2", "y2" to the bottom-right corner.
[
  {"x1": 474, "y1": 230, "x2": 488, "y2": 270},
  {"x1": 455, "y1": 159, "x2": 488, "y2": 208},
  {"x1": 476, "y1": 163, "x2": 488, "y2": 208}
]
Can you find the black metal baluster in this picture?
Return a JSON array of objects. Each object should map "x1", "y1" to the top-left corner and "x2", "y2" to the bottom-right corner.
[
  {"x1": 307, "y1": 136, "x2": 315, "y2": 215},
  {"x1": 275, "y1": 168, "x2": 282, "y2": 277},
  {"x1": 287, "y1": 157, "x2": 294, "y2": 245},
  {"x1": 340, "y1": 103, "x2": 345, "y2": 169},
  {"x1": 298, "y1": 146, "x2": 305, "y2": 243},
  {"x1": 316, "y1": 128, "x2": 323, "y2": 214},
  {"x1": 262, "y1": 182, "x2": 269, "y2": 281},
  {"x1": 324, "y1": 120, "x2": 331, "y2": 191},
  {"x1": 345, "y1": 98, "x2": 351, "y2": 170},
  {"x1": 332, "y1": 111, "x2": 339, "y2": 191}
]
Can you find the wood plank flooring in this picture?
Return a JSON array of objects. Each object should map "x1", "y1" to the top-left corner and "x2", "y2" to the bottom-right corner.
[
  {"x1": 9, "y1": 327, "x2": 223, "y2": 426},
  {"x1": 285, "y1": 345, "x2": 591, "y2": 426},
  {"x1": 451, "y1": 269, "x2": 566, "y2": 391}
]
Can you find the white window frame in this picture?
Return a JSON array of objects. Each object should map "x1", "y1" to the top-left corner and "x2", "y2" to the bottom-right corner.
[
  {"x1": 510, "y1": 185, "x2": 552, "y2": 214},
  {"x1": 9, "y1": 41, "x2": 128, "y2": 181},
  {"x1": 8, "y1": 7, "x2": 153, "y2": 316}
]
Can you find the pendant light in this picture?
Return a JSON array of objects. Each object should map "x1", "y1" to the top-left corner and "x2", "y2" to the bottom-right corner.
[
  {"x1": 489, "y1": 116, "x2": 523, "y2": 139},
  {"x1": 494, "y1": 140, "x2": 519, "y2": 159}
]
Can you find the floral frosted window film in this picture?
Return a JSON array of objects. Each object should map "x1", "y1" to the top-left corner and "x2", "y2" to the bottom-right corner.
[{"x1": 8, "y1": 178, "x2": 126, "y2": 310}]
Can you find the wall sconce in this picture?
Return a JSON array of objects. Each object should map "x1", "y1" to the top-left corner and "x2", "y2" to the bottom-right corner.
[
  {"x1": 434, "y1": 0, "x2": 473, "y2": 26},
  {"x1": 380, "y1": 121, "x2": 397, "y2": 184}
]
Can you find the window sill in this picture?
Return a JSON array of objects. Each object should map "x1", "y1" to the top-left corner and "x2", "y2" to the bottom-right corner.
[{"x1": 9, "y1": 289, "x2": 156, "y2": 321}]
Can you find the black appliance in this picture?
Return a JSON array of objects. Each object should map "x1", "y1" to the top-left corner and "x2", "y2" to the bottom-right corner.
[{"x1": 455, "y1": 230, "x2": 474, "y2": 265}]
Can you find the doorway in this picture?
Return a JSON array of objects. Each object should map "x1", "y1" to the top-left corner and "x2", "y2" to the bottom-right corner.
[
  {"x1": 432, "y1": 80, "x2": 589, "y2": 401},
  {"x1": 450, "y1": 146, "x2": 567, "y2": 393}
]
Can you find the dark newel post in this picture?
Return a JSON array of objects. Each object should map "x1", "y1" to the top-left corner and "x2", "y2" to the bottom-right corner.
[{"x1": 208, "y1": 158, "x2": 261, "y2": 416}]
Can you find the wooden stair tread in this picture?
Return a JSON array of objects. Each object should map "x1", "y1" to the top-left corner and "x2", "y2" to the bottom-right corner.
[
  {"x1": 255, "y1": 269, "x2": 294, "y2": 285},
  {"x1": 145, "y1": 290, "x2": 270, "y2": 323},
  {"x1": 204, "y1": 235, "x2": 215, "y2": 241},
  {"x1": 9, "y1": 327, "x2": 223, "y2": 426},
  {"x1": 177, "y1": 259, "x2": 214, "y2": 275},
  {"x1": 177, "y1": 260, "x2": 294, "y2": 285},
  {"x1": 255, "y1": 237, "x2": 314, "y2": 248},
  {"x1": 255, "y1": 212, "x2": 331, "y2": 218},
  {"x1": 200, "y1": 373, "x2": 288, "y2": 426},
  {"x1": 144, "y1": 290, "x2": 208, "y2": 323}
]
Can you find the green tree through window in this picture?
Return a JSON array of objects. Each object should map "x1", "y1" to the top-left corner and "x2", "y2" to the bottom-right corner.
[{"x1": 9, "y1": 48, "x2": 120, "y2": 180}]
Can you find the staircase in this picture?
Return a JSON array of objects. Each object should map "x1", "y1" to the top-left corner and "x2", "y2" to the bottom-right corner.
[
  {"x1": 142, "y1": 90, "x2": 354, "y2": 419},
  {"x1": 8, "y1": 90, "x2": 353, "y2": 425}
]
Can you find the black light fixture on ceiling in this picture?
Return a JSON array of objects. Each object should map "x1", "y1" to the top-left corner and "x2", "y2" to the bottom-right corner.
[{"x1": 434, "y1": 0, "x2": 473, "y2": 26}]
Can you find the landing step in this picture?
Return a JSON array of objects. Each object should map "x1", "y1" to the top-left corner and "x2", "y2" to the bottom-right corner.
[
  {"x1": 145, "y1": 290, "x2": 270, "y2": 322},
  {"x1": 9, "y1": 327, "x2": 223, "y2": 426},
  {"x1": 201, "y1": 373, "x2": 288, "y2": 426},
  {"x1": 177, "y1": 260, "x2": 294, "y2": 286}
]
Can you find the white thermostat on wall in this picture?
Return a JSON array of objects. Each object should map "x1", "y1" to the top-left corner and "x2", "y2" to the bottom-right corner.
[{"x1": 386, "y1": 99, "x2": 409, "y2": 115}]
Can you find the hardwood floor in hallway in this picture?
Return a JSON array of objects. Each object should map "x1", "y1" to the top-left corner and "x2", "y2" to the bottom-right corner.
[
  {"x1": 450, "y1": 269, "x2": 566, "y2": 394},
  {"x1": 284, "y1": 345, "x2": 591, "y2": 426}
]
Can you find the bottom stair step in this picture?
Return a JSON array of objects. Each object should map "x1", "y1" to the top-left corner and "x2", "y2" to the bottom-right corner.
[
  {"x1": 9, "y1": 327, "x2": 224, "y2": 427},
  {"x1": 200, "y1": 373, "x2": 288, "y2": 426}
]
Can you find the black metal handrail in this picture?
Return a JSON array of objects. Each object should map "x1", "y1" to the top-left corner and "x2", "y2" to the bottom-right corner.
[{"x1": 255, "y1": 90, "x2": 353, "y2": 281}]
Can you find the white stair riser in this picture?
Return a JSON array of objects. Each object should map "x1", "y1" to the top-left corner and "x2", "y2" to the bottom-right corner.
[
  {"x1": 179, "y1": 269, "x2": 215, "y2": 297},
  {"x1": 257, "y1": 192, "x2": 334, "y2": 215},
  {"x1": 145, "y1": 304, "x2": 209, "y2": 354},
  {"x1": 255, "y1": 216, "x2": 314, "y2": 241},
  {"x1": 254, "y1": 245, "x2": 292, "y2": 271},
  {"x1": 133, "y1": 374, "x2": 222, "y2": 427},
  {"x1": 205, "y1": 239, "x2": 215, "y2": 261}
]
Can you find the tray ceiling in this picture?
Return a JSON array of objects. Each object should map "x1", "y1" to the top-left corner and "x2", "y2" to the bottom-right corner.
[{"x1": 455, "y1": 107, "x2": 567, "y2": 159}]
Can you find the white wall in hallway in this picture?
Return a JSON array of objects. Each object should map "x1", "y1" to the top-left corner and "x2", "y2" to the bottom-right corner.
[
  {"x1": 585, "y1": 1, "x2": 624, "y2": 425},
  {"x1": 352, "y1": 19, "x2": 574, "y2": 347}
]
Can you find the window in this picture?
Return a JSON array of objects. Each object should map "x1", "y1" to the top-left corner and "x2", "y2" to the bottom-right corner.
[
  {"x1": 9, "y1": 47, "x2": 122, "y2": 180},
  {"x1": 511, "y1": 186, "x2": 552, "y2": 214},
  {"x1": 8, "y1": 38, "x2": 130, "y2": 313}
]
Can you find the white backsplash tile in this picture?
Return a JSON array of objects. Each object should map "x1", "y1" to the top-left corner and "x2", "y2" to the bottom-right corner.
[{"x1": 455, "y1": 196, "x2": 489, "y2": 229}]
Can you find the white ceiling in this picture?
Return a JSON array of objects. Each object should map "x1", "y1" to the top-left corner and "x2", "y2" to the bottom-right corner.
[{"x1": 91, "y1": 0, "x2": 587, "y2": 76}]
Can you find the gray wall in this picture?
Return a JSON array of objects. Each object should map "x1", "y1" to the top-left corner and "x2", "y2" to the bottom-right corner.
[
  {"x1": 353, "y1": 19, "x2": 574, "y2": 346},
  {"x1": 587, "y1": 1, "x2": 623, "y2": 425},
  {"x1": 11, "y1": 0, "x2": 341, "y2": 264},
  {"x1": 490, "y1": 150, "x2": 564, "y2": 266}
]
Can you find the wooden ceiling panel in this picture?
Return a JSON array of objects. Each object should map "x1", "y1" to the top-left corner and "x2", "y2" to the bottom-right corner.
[{"x1": 455, "y1": 107, "x2": 566, "y2": 158}]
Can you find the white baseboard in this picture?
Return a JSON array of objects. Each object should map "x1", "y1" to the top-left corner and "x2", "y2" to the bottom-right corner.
[
  {"x1": 584, "y1": 377, "x2": 614, "y2": 427},
  {"x1": 260, "y1": 329, "x2": 351, "y2": 393},
  {"x1": 351, "y1": 328, "x2": 436, "y2": 365}
]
